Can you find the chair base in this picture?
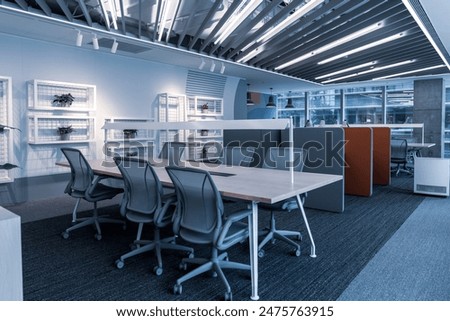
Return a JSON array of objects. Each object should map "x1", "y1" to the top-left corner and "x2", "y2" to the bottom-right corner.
[
  {"x1": 174, "y1": 251, "x2": 250, "y2": 300},
  {"x1": 391, "y1": 163, "x2": 413, "y2": 176},
  {"x1": 116, "y1": 230, "x2": 194, "y2": 275},
  {"x1": 62, "y1": 214, "x2": 124, "y2": 240},
  {"x1": 258, "y1": 211, "x2": 302, "y2": 257}
]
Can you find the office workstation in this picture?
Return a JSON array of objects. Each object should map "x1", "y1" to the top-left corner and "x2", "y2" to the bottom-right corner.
[{"x1": 1, "y1": 0, "x2": 450, "y2": 311}]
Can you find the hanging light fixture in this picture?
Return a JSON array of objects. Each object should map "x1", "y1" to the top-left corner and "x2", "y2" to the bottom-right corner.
[
  {"x1": 246, "y1": 84, "x2": 254, "y2": 106},
  {"x1": 285, "y1": 91, "x2": 294, "y2": 108},
  {"x1": 266, "y1": 88, "x2": 276, "y2": 108}
]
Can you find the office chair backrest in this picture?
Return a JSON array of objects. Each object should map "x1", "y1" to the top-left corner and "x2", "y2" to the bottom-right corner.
[
  {"x1": 166, "y1": 166, "x2": 223, "y2": 244},
  {"x1": 159, "y1": 142, "x2": 186, "y2": 166},
  {"x1": 263, "y1": 147, "x2": 306, "y2": 172},
  {"x1": 223, "y1": 146, "x2": 256, "y2": 167},
  {"x1": 61, "y1": 147, "x2": 94, "y2": 193},
  {"x1": 114, "y1": 157, "x2": 162, "y2": 215},
  {"x1": 391, "y1": 139, "x2": 408, "y2": 160}
]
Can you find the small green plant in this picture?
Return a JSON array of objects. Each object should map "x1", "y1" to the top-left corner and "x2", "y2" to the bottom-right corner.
[
  {"x1": 57, "y1": 125, "x2": 74, "y2": 135},
  {"x1": 123, "y1": 129, "x2": 138, "y2": 139},
  {"x1": 53, "y1": 93, "x2": 75, "y2": 107}
]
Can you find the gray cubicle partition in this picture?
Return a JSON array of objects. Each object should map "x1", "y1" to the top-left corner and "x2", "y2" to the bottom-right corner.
[
  {"x1": 224, "y1": 128, "x2": 345, "y2": 213},
  {"x1": 223, "y1": 129, "x2": 280, "y2": 167},
  {"x1": 281, "y1": 128, "x2": 345, "y2": 213}
]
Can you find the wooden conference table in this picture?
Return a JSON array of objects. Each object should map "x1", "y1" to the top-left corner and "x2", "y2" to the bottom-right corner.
[{"x1": 58, "y1": 158, "x2": 342, "y2": 300}]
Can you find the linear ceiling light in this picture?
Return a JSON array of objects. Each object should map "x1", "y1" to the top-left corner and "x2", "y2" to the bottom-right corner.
[
  {"x1": 318, "y1": 32, "x2": 406, "y2": 65},
  {"x1": 76, "y1": 30, "x2": 83, "y2": 47},
  {"x1": 321, "y1": 59, "x2": 415, "y2": 84},
  {"x1": 275, "y1": 22, "x2": 383, "y2": 70},
  {"x1": 107, "y1": 0, "x2": 118, "y2": 30},
  {"x1": 236, "y1": 47, "x2": 260, "y2": 63},
  {"x1": 111, "y1": 39, "x2": 118, "y2": 53},
  {"x1": 157, "y1": 0, "x2": 169, "y2": 42},
  {"x1": 372, "y1": 64, "x2": 446, "y2": 80},
  {"x1": 215, "y1": 0, "x2": 263, "y2": 45},
  {"x1": 316, "y1": 61, "x2": 377, "y2": 80},
  {"x1": 92, "y1": 34, "x2": 99, "y2": 50},
  {"x1": 401, "y1": 0, "x2": 450, "y2": 70},
  {"x1": 257, "y1": 0, "x2": 325, "y2": 44}
]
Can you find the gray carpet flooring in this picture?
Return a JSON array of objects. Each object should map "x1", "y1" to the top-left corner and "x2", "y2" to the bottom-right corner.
[
  {"x1": 338, "y1": 195, "x2": 450, "y2": 301},
  {"x1": 14, "y1": 176, "x2": 428, "y2": 301}
]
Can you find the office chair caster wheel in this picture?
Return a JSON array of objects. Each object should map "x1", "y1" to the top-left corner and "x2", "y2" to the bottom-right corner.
[
  {"x1": 129, "y1": 243, "x2": 137, "y2": 250},
  {"x1": 224, "y1": 291, "x2": 233, "y2": 301},
  {"x1": 293, "y1": 248, "x2": 301, "y2": 257},
  {"x1": 173, "y1": 284, "x2": 182, "y2": 295},
  {"x1": 258, "y1": 249, "x2": 265, "y2": 258},
  {"x1": 297, "y1": 234, "x2": 303, "y2": 241},
  {"x1": 153, "y1": 266, "x2": 163, "y2": 276},
  {"x1": 116, "y1": 259, "x2": 125, "y2": 269},
  {"x1": 179, "y1": 262, "x2": 187, "y2": 271},
  {"x1": 61, "y1": 231, "x2": 69, "y2": 239},
  {"x1": 95, "y1": 233, "x2": 102, "y2": 241},
  {"x1": 187, "y1": 252, "x2": 194, "y2": 259}
]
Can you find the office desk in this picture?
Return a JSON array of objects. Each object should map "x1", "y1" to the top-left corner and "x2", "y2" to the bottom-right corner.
[
  {"x1": 408, "y1": 142, "x2": 436, "y2": 157},
  {"x1": 57, "y1": 159, "x2": 342, "y2": 300}
]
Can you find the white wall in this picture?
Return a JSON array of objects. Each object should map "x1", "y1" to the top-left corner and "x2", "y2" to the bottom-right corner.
[{"x1": 0, "y1": 33, "x2": 240, "y2": 178}]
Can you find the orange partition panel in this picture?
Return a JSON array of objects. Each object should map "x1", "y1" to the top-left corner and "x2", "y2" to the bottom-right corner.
[
  {"x1": 372, "y1": 127, "x2": 391, "y2": 185},
  {"x1": 344, "y1": 128, "x2": 373, "y2": 196}
]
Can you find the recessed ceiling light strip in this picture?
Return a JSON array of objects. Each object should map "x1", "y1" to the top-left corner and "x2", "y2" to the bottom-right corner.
[
  {"x1": 372, "y1": 64, "x2": 446, "y2": 80},
  {"x1": 317, "y1": 32, "x2": 406, "y2": 65},
  {"x1": 321, "y1": 59, "x2": 415, "y2": 84},
  {"x1": 275, "y1": 22, "x2": 383, "y2": 70},
  {"x1": 316, "y1": 61, "x2": 377, "y2": 80}
]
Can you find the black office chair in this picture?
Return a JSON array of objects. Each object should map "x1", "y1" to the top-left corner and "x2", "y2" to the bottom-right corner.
[
  {"x1": 391, "y1": 139, "x2": 412, "y2": 176},
  {"x1": 61, "y1": 148, "x2": 124, "y2": 240},
  {"x1": 159, "y1": 141, "x2": 186, "y2": 165},
  {"x1": 258, "y1": 147, "x2": 307, "y2": 257},
  {"x1": 166, "y1": 166, "x2": 251, "y2": 301},
  {"x1": 114, "y1": 157, "x2": 193, "y2": 275},
  {"x1": 222, "y1": 146, "x2": 256, "y2": 167}
]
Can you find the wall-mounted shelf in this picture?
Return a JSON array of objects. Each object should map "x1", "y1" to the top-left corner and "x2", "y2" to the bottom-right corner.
[
  {"x1": 187, "y1": 96, "x2": 223, "y2": 117},
  {"x1": 27, "y1": 79, "x2": 97, "y2": 147},
  {"x1": 28, "y1": 115, "x2": 95, "y2": 144},
  {"x1": 186, "y1": 96, "x2": 224, "y2": 161},
  {"x1": 103, "y1": 117, "x2": 156, "y2": 158},
  {"x1": 27, "y1": 79, "x2": 96, "y2": 112},
  {"x1": 0, "y1": 76, "x2": 14, "y2": 183},
  {"x1": 157, "y1": 93, "x2": 187, "y2": 153}
]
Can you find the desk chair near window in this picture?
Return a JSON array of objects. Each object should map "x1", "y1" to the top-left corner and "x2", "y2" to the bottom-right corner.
[
  {"x1": 61, "y1": 148, "x2": 124, "y2": 240},
  {"x1": 113, "y1": 157, "x2": 193, "y2": 275},
  {"x1": 391, "y1": 139, "x2": 413, "y2": 176},
  {"x1": 166, "y1": 166, "x2": 251, "y2": 301},
  {"x1": 258, "y1": 147, "x2": 307, "y2": 257}
]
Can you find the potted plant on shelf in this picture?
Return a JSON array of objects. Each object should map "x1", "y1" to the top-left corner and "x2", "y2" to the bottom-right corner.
[
  {"x1": 52, "y1": 93, "x2": 75, "y2": 107},
  {"x1": 123, "y1": 129, "x2": 138, "y2": 139},
  {"x1": 201, "y1": 103, "x2": 208, "y2": 113},
  {"x1": 57, "y1": 125, "x2": 74, "y2": 141}
]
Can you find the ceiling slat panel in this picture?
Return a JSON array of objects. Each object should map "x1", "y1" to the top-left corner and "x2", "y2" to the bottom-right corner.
[{"x1": 187, "y1": 0, "x2": 223, "y2": 51}]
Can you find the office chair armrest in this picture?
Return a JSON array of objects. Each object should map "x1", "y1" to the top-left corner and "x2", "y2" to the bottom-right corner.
[
  {"x1": 216, "y1": 209, "x2": 251, "y2": 250},
  {"x1": 154, "y1": 194, "x2": 177, "y2": 227}
]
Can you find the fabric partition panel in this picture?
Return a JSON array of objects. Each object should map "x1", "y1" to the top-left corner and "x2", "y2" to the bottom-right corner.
[
  {"x1": 372, "y1": 127, "x2": 391, "y2": 185},
  {"x1": 281, "y1": 128, "x2": 345, "y2": 213},
  {"x1": 344, "y1": 128, "x2": 373, "y2": 196}
]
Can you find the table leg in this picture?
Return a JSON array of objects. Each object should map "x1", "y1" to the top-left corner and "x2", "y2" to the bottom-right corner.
[
  {"x1": 296, "y1": 195, "x2": 316, "y2": 258},
  {"x1": 249, "y1": 201, "x2": 259, "y2": 300}
]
